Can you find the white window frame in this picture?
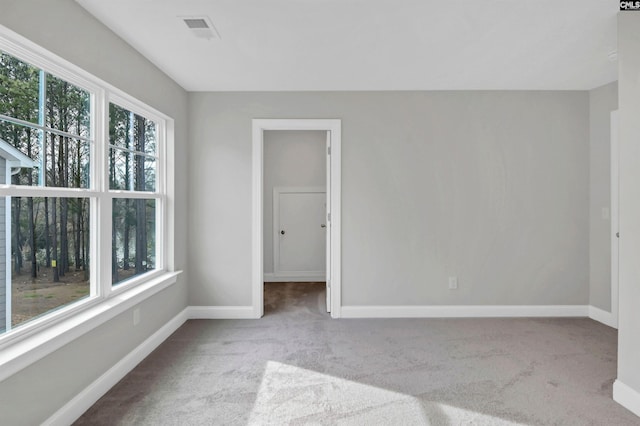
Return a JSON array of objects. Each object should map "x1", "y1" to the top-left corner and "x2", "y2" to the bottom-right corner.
[
  {"x1": 0, "y1": 24, "x2": 177, "y2": 378},
  {"x1": 106, "y1": 93, "x2": 167, "y2": 295}
]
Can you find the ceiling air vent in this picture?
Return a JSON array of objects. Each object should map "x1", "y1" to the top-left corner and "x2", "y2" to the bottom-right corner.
[
  {"x1": 184, "y1": 18, "x2": 209, "y2": 29},
  {"x1": 181, "y1": 16, "x2": 219, "y2": 40}
]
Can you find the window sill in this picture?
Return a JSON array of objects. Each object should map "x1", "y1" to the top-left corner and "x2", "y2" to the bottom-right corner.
[{"x1": 0, "y1": 271, "x2": 182, "y2": 383}]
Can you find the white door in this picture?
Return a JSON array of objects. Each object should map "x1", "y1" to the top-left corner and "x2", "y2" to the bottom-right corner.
[{"x1": 275, "y1": 189, "x2": 326, "y2": 276}]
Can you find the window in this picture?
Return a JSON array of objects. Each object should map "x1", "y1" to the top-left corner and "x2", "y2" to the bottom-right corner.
[
  {"x1": 0, "y1": 34, "x2": 171, "y2": 342},
  {"x1": 109, "y1": 103, "x2": 160, "y2": 285}
]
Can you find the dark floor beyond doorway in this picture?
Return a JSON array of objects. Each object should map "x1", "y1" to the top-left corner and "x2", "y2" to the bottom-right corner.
[
  {"x1": 264, "y1": 282, "x2": 327, "y2": 317},
  {"x1": 75, "y1": 283, "x2": 637, "y2": 425}
]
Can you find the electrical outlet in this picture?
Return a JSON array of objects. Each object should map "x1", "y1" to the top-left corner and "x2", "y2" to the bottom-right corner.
[
  {"x1": 133, "y1": 307, "x2": 141, "y2": 326},
  {"x1": 448, "y1": 276, "x2": 458, "y2": 290}
]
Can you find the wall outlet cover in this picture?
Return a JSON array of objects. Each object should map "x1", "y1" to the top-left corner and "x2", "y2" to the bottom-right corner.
[{"x1": 448, "y1": 276, "x2": 458, "y2": 290}]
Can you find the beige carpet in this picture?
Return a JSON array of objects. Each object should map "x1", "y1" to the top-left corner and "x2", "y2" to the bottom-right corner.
[{"x1": 75, "y1": 282, "x2": 640, "y2": 425}]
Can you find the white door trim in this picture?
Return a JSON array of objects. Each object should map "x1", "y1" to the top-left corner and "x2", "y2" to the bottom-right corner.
[
  {"x1": 611, "y1": 110, "x2": 619, "y2": 328},
  {"x1": 252, "y1": 119, "x2": 342, "y2": 318},
  {"x1": 273, "y1": 186, "x2": 326, "y2": 278},
  {"x1": 325, "y1": 131, "x2": 332, "y2": 313}
]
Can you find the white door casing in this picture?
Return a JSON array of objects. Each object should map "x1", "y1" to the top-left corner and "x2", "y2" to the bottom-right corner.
[
  {"x1": 273, "y1": 187, "x2": 326, "y2": 279},
  {"x1": 611, "y1": 110, "x2": 619, "y2": 328},
  {"x1": 252, "y1": 119, "x2": 341, "y2": 318},
  {"x1": 325, "y1": 131, "x2": 331, "y2": 313}
]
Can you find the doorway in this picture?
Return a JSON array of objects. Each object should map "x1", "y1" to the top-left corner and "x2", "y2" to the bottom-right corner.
[{"x1": 252, "y1": 119, "x2": 341, "y2": 318}]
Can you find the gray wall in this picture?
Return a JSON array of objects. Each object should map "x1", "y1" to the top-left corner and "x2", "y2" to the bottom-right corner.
[
  {"x1": 188, "y1": 91, "x2": 590, "y2": 307},
  {"x1": 589, "y1": 82, "x2": 618, "y2": 312},
  {"x1": 0, "y1": 1, "x2": 189, "y2": 424},
  {"x1": 616, "y1": 11, "x2": 640, "y2": 403},
  {"x1": 263, "y1": 130, "x2": 326, "y2": 275}
]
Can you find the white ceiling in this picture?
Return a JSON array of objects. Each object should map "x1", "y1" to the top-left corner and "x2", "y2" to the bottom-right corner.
[{"x1": 76, "y1": 0, "x2": 618, "y2": 92}]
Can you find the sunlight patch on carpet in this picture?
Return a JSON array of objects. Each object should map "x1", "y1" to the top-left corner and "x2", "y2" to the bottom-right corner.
[{"x1": 248, "y1": 361, "x2": 527, "y2": 425}]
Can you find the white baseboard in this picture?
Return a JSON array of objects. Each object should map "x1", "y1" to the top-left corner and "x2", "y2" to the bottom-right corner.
[
  {"x1": 588, "y1": 305, "x2": 618, "y2": 329},
  {"x1": 340, "y1": 305, "x2": 590, "y2": 318},
  {"x1": 614, "y1": 380, "x2": 640, "y2": 418},
  {"x1": 187, "y1": 305, "x2": 255, "y2": 319},
  {"x1": 44, "y1": 307, "x2": 189, "y2": 426},
  {"x1": 264, "y1": 273, "x2": 325, "y2": 282}
]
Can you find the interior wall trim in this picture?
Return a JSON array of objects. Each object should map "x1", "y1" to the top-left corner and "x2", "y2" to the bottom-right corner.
[
  {"x1": 263, "y1": 273, "x2": 326, "y2": 282},
  {"x1": 186, "y1": 306, "x2": 255, "y2": 319},
  {"x1": 614, "y1": 380, "x2": 640, "y2": 418},
  {"x1": 252, "y1": 119, "x2": 342, "y2": 318},
  {"x1": 588, "y1": 305, "x2": 618, "y2": 329},
  {"x1": 340, "y1": 305, "x2": 591, "y2": 318}
]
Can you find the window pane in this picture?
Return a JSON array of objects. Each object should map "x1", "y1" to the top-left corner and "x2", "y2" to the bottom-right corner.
[
  {"x1": 0, "y1": 121, "x2": 41, "y2": 186},
  {"x1": 1, "y1": 197, "x2": 91, "y2": 334},
  {"x1": 45, "y1": 74, "x2": 90, "y2": 139},
  {"x1": 109, "y1": 103, "x2": 156, "y2": 156},
  {"x1": 112, "y1": 198, "x2": 156, "y2": 285},
  {"x1": 1, "y1": 52, "x2": 90, "y2": 139},
  {"x1": 109, "y1": 148, "x2": 155, "y2": 191},
  {"x1": 108, "y1": 103, "x2": 129, "y2": 149},
  {"x1": 144, "y1": 121, "x2": 157, "y2": 156},
  {"x1": 144, "y1": 157, "x2": 156, "y2": 191},
  {"x1": 1, "y1": 54, "x2": 92, "y2": 190},
  {"x1": 0, "y1": 122, "x2": 90, "y2": 188},
  {"x1": 44, "y1": 131, "x2": 90, "y2": 188},
  {"x1": 0, "y1": 51, "x2": 39, "y2": 124}
]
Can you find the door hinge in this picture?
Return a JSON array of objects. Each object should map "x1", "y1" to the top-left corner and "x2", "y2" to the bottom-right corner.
[
  {"x1": 327, "y1": 212, "x2": 331, "y2": 222},
  {"x1": 328, "y1": 146, "x2": 331, "y2": 155}
]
